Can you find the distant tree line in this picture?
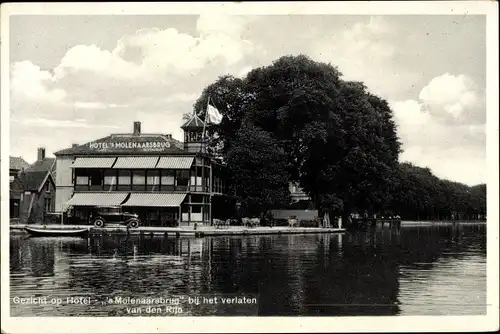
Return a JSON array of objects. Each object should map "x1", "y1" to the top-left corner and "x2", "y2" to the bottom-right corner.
[
  {"x1": 191, "y1": 55, "x2": 486, "y2": 221},
  {"x1": 391, "y1": 162, "x2": 486, "y2": 221}
]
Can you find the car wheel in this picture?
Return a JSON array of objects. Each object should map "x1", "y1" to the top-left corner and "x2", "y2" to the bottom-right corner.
[
  {"x1": 94, "y1": 218, "x2": 105, "y2": 228},
  {"x1": 128, "y1": 220, "x2": 139, "y2": 229}
]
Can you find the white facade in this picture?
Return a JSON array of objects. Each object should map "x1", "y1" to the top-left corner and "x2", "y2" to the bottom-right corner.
[{"x1": 55, "y1": 156, "x2": 74, "y2": 212}]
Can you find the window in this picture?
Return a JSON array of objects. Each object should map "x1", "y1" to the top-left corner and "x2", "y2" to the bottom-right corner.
[
  {"x1": 104, "y1": 170, "x2": 117, "y2": 185},
  {"x1": 132, "y1": 170, "x2": 146, "y2": 184},
  {"x1": 147, "y1": 171, "x2": 160, "y2": 185},
  {"x1": 10, "y1": 199, "x2": 20, "y2": 218},
  {"x1": 117, "y1": 170, "x2": 131, "y2": 191},
  {"x1": 176, "y1": 170, "x2": 189, "y2": 186},
  {"x1": 76, "y1": 176, "x2": 89, "y2": 185},
  {"x1": 181, "y1": 204, "x2": 189, "y2": 222},
  {"x1": 146, "y1": 171, "x2": 160, "y2": 191},
  {"x1": 46, "y1": 182, "x2": 51, "y2": 193},
  {"x1": 197, "y1": 167, "x2": 204, "y2": 186},
  {"x1": 109, "y1": 207, "x2": 121, "y2": 214},
  {"x1": 132, "y1": 170, "x2": 146, "y2": 191},
  {"x1": 160, "y1": 170, "x2": 175, "y2": 191},
  {"x1": 188, "y1": 131, "x2": 202, "y2": 142},
  {"x1": 190, "y1": 174, "x2": 196, "y2": 187},
  {"x1": 118, "y1": 170, "x2": 131, "y2": 185},
  {"x1": 191, "y1": 205, "x2": 203, "y2": 222},
  {"x1": 44, "y1": 198, "x2": 51, "y2": 213},
  {"x1": 161, "y1": 170, "x2": 175, "y2": 185},
  {"x1": 89, "y1": 170, "x2": 103, "y2": 186},
  {"x1": 9, "y1": 175, "x2": 14, "y2": 182},
  {"x1": 146, "y1": 170, "x2": 160, "y2": 185}
]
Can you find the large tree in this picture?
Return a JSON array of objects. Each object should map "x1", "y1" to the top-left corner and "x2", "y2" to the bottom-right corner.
[
  {"x1": 240, "y1": 56, "x2": 401, "y2": 219},
  {"x1": 192, "y1": 55, "x2": 402, "y2": 221}
]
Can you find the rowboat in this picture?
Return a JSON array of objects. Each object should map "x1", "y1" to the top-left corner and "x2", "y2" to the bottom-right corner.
[{"x1": 25, "y1": 226, "x2": 89, "y2": 238}]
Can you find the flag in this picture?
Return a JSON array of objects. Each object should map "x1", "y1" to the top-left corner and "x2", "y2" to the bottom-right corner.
[{"x1": 207, "y1": 104, "x2": 223, "y2": 124}]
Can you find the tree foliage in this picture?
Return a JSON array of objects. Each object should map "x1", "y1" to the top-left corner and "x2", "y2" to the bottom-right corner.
[
  {"x1": 226, "y1": 124, "x2": 291, "y2": 216},
  {"x1": 390, "y1": 162, "x2": 486, "y2": 220}
]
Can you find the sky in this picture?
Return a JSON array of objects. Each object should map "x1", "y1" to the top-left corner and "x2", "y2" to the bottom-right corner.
[{"x1": 8, "y1": 14, "x2": 487, "y2": 186}]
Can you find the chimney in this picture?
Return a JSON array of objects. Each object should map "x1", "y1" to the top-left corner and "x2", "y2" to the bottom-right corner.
[
  {"x1": 37, "y1": 147, "x2": 46, "y2": 161},
  {"x1": 72, "y1": 143, "x2": 78, "y2": 148},
  {"x1": 133, "y1": 121, "x2": 141, "y2": 136}
]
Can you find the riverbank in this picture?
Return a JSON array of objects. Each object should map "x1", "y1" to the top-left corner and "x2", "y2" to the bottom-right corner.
[
  {"x1": 11, "y1": 224, "x2": 346, "y2": 237},
  {"x1": 402, "y1": 220, "x2": 487, "y2": 225}
]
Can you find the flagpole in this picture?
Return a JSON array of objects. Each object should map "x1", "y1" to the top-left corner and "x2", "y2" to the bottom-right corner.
[
  {"x1": 203, "y1": 96, "x2": 212, "y2": 227},
  {"x1": 201, "y1": 96, "x2": 210, "y2": 153}
]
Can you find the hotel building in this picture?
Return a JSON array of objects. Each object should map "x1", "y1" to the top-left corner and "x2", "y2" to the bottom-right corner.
[{"x1": 54, "y1": 116, "x2": 231, "y2": 226}]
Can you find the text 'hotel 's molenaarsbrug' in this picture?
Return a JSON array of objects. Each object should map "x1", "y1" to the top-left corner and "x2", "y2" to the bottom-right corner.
[{"x1": 54, "y1": 116, "x2": 231, "y2": 227}]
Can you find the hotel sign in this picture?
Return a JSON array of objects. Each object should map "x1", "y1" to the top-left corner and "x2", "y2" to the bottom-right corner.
[{"x1": 88, "y1": 140, "x2": 171, "y2": 152}]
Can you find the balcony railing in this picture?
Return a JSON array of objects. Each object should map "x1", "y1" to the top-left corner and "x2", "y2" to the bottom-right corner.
[{"x1": 74, "y1": 184, "x2": 222, "y2": 193}]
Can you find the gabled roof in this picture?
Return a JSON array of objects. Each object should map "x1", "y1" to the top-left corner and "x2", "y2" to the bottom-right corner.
[
  {"x1": 9, "y1": 156, "x2": 30, "y2": 171},
  {"x1": 181, "y1": 114, "x2": 205, "y2": 129},
  {"x1": 17, "y1": 157, "x2": 56, "y2": 192}
]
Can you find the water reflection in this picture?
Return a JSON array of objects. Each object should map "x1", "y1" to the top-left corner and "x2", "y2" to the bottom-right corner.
[{"x1": 10, "y1": 223, "x2": 486, "y2": 316}]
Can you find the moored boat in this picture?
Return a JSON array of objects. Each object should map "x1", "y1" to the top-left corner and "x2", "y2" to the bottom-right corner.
[{"x1": 25, "y1": 226, "x2": 89, "y2": 238}]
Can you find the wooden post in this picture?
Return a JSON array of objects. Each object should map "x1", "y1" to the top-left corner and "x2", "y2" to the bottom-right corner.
[
  {"x1": 178, "y1": 205, "x2": 182, "y2": 227},
  {"x1": 209, "y1": 163, "x2": 213, "y2": 226},
  {"x1": 188, "y1": 194, "x2": 191, "y2": 226},
  {"x1": 201, "y1": 159, "x2": 206, "y2": 225}
]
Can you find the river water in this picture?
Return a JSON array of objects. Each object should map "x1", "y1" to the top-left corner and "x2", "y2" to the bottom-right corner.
[{"x1": 9, "y1": 223, "x2": 487, "y2": 316}]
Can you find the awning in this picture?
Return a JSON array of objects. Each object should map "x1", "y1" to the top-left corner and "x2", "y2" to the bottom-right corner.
[
  {"x1": 122, "y1": 193, "x2": 187, "y2": 207},
  {"x1": 65, "y1": 192, "x2": 129, "y2": 206},
  {"x1": 71, "y1": 157, "x2": 116, "y2": 168},
  {"x1": 113, "y1": 156, "x2": 159, "y2": 169},
  {"x1": 156, "y1": 156, "x2": 194, "y2": 169}
]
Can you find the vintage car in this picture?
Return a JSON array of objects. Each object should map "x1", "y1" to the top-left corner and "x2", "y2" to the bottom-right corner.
[{"x1": 89, "y1": 206, "x2": 140, "y2": 228}]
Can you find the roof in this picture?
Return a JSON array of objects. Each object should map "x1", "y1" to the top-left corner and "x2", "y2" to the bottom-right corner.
[
  {"x1": 15, "y1": 158, "x2": 56, "y2": 192},
  {"x1": 181, "y1": 114, "x2": 205, "y2": 129},
  {"x1": 26, "y1": 158, "x2": 56, "y2": 173},
  {"x1": 9, "y1": 156, "x2": 30, "y2": 171},
  {"x1": 19, "y1": 171, "x2": 52, "y2": 192},
  {"x1": 54, "y1": 133, "x2": 185, "y2": 156}
]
